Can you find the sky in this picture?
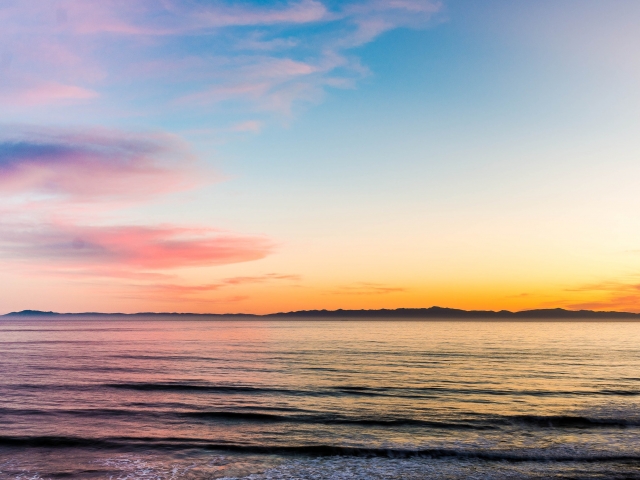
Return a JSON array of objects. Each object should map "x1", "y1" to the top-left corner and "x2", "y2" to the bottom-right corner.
[{"x1": 2, "y1": 0, "x2": 640, "y2": 314}]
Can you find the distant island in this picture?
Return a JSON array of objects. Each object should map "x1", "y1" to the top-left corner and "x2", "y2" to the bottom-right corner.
[{"x1": 3, "y1": 306, "x2": 639, "y2": 319}]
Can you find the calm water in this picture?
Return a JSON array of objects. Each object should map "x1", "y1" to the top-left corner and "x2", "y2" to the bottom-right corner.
[{"x1": 0, "y1": 318, "x2": 639, "y2": 479}]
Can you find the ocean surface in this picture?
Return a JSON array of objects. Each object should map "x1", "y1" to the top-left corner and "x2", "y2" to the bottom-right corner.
[{"x1": 1, "y1": 318, "x2": 639, "y2": 479}]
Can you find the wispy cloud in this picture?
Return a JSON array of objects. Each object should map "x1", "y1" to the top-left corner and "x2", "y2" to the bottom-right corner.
[
  {"x1": 0, "y1": 83, "x2": 98, "y2": 106},
  {"x1": 55, "y1": 0, "x2": 329, "y2": 36},
  {"x1": 0, "y1": 125, "x2": 275, "y2": 289},
  {"x1": 0, "y1": 126, "x2": 201, "y2": 202},
  {"x1": 562, "y1": 279, "x2": 640, "y2": 312},
  {"x1": 0, "y1": 223, "x2": 273, "y2": 275},
  {"x1": 133, "y1": 273, "x2": 301, "y2": 301},
  {"x1": 230, "y1": 120, "x2": 264, "y2": 133},
  {"x1": 330, "y1": 282, "x2": 407, "y2": 295},
  {"x1": 0, "y1": 0, "x2": 442, "y2": 118}
]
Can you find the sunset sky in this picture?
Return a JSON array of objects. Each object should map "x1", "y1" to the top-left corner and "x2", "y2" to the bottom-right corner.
[{"x1": 2, "y1": 0, "x2": 640, "y2": 314}]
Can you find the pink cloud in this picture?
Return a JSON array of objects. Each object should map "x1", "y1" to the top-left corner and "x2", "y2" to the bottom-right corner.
[
  {"x1": 187, "y1": 0, "x2": 327, "y2": 29},
  {"x1": 340, "y1": 0, "x2": 442, "y2": 47},
  {"x1": 3, "y1": 0, "x2": 328, "y2": 37},
  {"x1": 230, "y1": 120, "x2": 263, "y2": 133},
  {"x1": 0, "y1": 83, "x2": 98, "y2": 106},
  {"x1": 0, "y1": 223, "x2": 274, "y2": 273},
  {"x1": 180, "y1": 57, "x2": 321, "y2": 101},
  {"x1": 0, "y1": 124, "x2": 273, "y2": 285},
  {"x1": 0, "y1": 127, "x2": 200, "y2": 201},
  {"x1": 178, "y1": 53, "x2": 351, "y2": 115},
  {"x1": 250, "y1": 58, "x2": 318, "y2": 79}
]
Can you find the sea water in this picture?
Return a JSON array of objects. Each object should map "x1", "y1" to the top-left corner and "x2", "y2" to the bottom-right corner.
[{"x1": 0, "y1": 318, "x2": 639, "y2": 479}]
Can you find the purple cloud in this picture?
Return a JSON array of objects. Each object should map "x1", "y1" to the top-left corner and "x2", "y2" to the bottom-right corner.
[
  {"x1": 0, "y1": 222, "x2": 274, "y2": 275},
  {"x1": 0, "y1": 125, "x2": 273, "y2": 285},
  {"x1": 0, "y1": 127, "x2": 200, "y2": 200}
]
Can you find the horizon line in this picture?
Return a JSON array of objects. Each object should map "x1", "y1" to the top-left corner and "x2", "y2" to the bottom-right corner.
[{"x1": 4, "y1": 306, "x2": 640, "y2": 318}]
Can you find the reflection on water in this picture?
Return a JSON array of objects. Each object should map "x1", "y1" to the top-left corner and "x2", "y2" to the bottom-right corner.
[{"x1": 0, "y1": 318, "x2": 639, "y2": 478}]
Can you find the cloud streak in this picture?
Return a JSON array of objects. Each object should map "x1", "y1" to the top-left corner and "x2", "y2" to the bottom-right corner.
[
  {"x1": 0, "y1": 124, "x2": 274, "y2": 284},
  {"x1": 50, "y1": 0, "x2": 329, "y2": 36},
  {"x1": 0, "y1": 126, "x2": 199, "y2": 201},
  {"x1": 330, "y1": 282, "x2": 407, "y2": 295},
  {"x1": 0, "y1": 0, "x2": 442, "y2": 118},
  {"x1": 134, "y1": 274, "x2": 301, "y2": 301},
  {"x1": 0, "y1": 83, "x2": 98, "y2": 106},
  {"x1": 0, "y1": 223, "x2": 273, "y2": 275},
  {"x1": 563, "y1": 279, "x2": 640, "y2": 312}
]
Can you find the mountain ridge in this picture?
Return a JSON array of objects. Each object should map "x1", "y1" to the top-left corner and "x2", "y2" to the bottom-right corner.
[{"x1": 3, "y1": 306, "x2": 639, "y2": 319}]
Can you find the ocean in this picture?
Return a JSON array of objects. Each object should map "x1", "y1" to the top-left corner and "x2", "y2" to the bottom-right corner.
[{"x1": 0, "y1": 318, "x2": 639, "y2": 479}]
